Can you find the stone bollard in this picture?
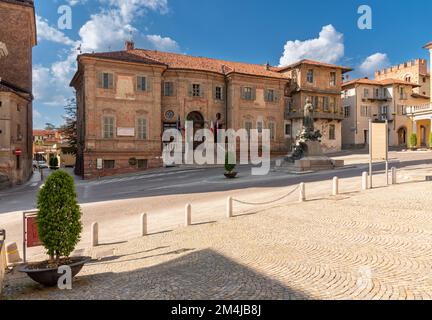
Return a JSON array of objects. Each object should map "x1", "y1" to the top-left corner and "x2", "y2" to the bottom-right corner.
[
  {"x1": 391, "y1": 167, "x2": 397, "y2": 185},
  {"x1": 332, "y1": 177, "x2": 339, "y2": 196},
  {"x1": 362, "y1": 172, "x2": 368, "y2": 191},
  {"x1": 227, "y1": 196, "x2": 233, "y2": 218},
  {"x1": 141, "y1": 213, "x2": 148, "y2": 236},
  {"x1": 299, "y1": 183, "x2": 306, "y2": 202},
  {"x1": 5, "y1": 242, "x2": 22, "y2": 266},
  {"x1": 91, "y1": 222, "x2": 99, "y2": 247},
  {"x1": 185, "y1": 204, "x2": 192, "y2": 226}
]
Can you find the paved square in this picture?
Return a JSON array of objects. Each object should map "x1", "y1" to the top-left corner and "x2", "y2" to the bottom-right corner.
[{"x1": 4, "y1": 179, "x2": 432, "y2": 300}]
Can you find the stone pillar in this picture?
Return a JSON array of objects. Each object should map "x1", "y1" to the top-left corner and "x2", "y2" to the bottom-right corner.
[
  {"x1": 412, "y1": 120, "x2": 417, "y2": 135},
  {"x1": 299, "y1": 183, "x2": 306, "y2": 202},
  {"x1": 91, "y1": 222, "x2": 98, "y2": 247},
  {"x1": 226, "y1": 197, "x2": 233, "y2": 218},
  {"x1": 141, "y1": 213, "x2": 148, "y2": 236},
  {"x1": 185, "y1": 204, "x2": 192, "y2": 226},
  {"x1": 332, "y1": 177, "x2": 339, "y2": 196}
]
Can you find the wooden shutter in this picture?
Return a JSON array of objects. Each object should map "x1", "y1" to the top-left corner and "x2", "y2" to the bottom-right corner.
[
  {"x1": 97, "y1": 72, "x2": 103, "y2": 88},
  {"x1": 199, "y1": 84, "x2": 205, "y2": 98},
  {"x1": 146, "y1": 77, "x2": 151, "y2": 92},
  {"x1": 252, "y1": 87, "x2": 256, "y2": 101},
  {"x1": 188, "y1": 83, "x2": 193, "y2": 97},
  {"x1": 240, "y1": 87, "x2": 245, "y2": 100},
  {"x1": 108, "y1": 73, "x2": 114, "y2": 89},
  {"x1": 274, "y1": 90, "x2": 279, "y2": 102},
  {"x1": 137, "y1": 76, "x2": 144, "y2": 91}
]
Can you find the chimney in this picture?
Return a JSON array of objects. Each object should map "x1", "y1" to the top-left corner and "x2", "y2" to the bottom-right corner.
[
  {"x1": 125, "y1": 40, "x2": 135, "y2": 51},
  {"x1": 265, "y1": 62, "x2": 270, "y2": 70}
]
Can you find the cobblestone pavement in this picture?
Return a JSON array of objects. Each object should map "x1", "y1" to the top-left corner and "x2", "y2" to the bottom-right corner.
[{"x1": 3, "y1": 179, "x2": 432, "y2": 300}]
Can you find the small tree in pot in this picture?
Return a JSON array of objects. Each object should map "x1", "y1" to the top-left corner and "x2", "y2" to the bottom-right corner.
[
  {"x1": 20, "y1": 171, "x2": 89, "y2": 287},
  {"x1": 224, "y1": 151, "x2": 237, "y2": 179},
  {"x1": 409, "y1": 133, "x2": 417, "y2": 151}
]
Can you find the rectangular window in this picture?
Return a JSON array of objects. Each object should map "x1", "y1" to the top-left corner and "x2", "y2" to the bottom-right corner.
[
  {"x1": 245, "y1": 121, "x2": 252, "y2": 137},
  {"x1": 400, "y1": 87, "x2": 405, "y2": 100},
  {"x1": 137, "y1": 118, "x2": 147, "y2": 140},
  {"x1": 137, "y1": 76, "x2": 147, "y2": 91},
  {"x1": 242, "y1": 87, "x2": 253, "y2": 100},
  {"x1": 268, "y1": 122, "x2": 275, "y2": 140},
  {"x1": 344, "y1": 106, "x2": 350, "y2": 118},
  {"x1": 307, "y1": 69, "x2": 314, "y2": 83},
  {"x1": 330, "y1": 97, "x2": 336, "y2": 112},
  {"x1": 163, "y1": 81, "x2": 174, "y2": 96},
  {"x1": 323, "y1": 97, "x2": 329, "y2": 112},
  {"x1": 98, "y1": 72, "x2": 114, "y2": 89},
  {"x1": 215, "y1": 86, "x2": 223, "y2": 100},
  {"x1": 103, "y1": 160, "x2": 115, "y2": 169},
  {"x1": 265, "y1": 89, "x2": 275, "y2": 102},
  {"x1": 192, "y1": 84, "x2": 201, "y2": 97},
  {"x1": 364, "y1": 88, "x2": 369, "y2": 98},
  {"x1": 360, "y1": 106, "x2": 369, "y2": 117},
  {"x1": 329, "y1": 124, "x2": 336, "y2": 140},
  {"x1": 285, "y1": 123, "x2": 291, "y2": 136},
  {"x1": 103, "y1": 117, "x2": 115, "y2": 139},
  {"x1": 330, "y1": 72, "x2": 336, "y2": 86},
  {"x1": 137, "y1": 159, "x2": 148, "y2": 169}
]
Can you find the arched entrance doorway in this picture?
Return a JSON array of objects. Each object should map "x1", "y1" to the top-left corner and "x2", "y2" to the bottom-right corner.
[
  {"x1": 187, "y1": 111, "x2": 205, "y2": 149},
  {"x1": 397, "y1": 127, "x2": 407, "y2": 146}
]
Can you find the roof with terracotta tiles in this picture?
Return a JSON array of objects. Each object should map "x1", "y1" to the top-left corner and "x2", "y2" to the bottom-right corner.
[
  {"x1": 276, "y1": 59, "x2": 353, "y2": 73},
  {"x1": 80, "y1": 48, "x2": 293, "y2": 79},
  {"x1": 342, "y1": 77, "x2": 421, "y2": 88},
  {"x1": 0, "y1": 0, "x2": 34, "y2": 7}
]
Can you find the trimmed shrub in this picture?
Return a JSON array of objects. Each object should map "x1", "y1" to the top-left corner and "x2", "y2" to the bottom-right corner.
[
  {"x1": 224, "y1": 152, "x2": 236, "y2": 173},
  {"x1": 36, "y1": 170, "x2": 82, "y2": 261},
  {"x1": 409, "y1": 133, "x2": 417, "y2": 149},
  {"x1": 429, "y1": 132, "x2": 432, "y2": 148}
]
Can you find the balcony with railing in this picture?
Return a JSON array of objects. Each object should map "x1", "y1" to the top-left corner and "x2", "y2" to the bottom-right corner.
[
  {"x1": 403, "y1": 103, "x2": 432, "y2": 115},
  {"x1": 284, "y1": 105, "x2": 344, "y2": 121}
]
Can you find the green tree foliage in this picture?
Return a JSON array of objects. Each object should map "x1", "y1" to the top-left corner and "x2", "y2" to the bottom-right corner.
[
  {"x1": 224, "y1": 152, "x2": 236, "y2": 173},
  {"x1": 36, "y1": 170, "x2": 82, "y2": 261},
  {"x1": 59, "y1": 98, "x2": 78, "y2": 155},
  {"x1": 409, "y1": 133, "x2": 417, "y2": 149}
]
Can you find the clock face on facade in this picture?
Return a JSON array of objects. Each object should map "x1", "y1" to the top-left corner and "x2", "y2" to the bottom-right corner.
[{"x1": 165, "y1": 110, "x2": 175, "y2": 120}]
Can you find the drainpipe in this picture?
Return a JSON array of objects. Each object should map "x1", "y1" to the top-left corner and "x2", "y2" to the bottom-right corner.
[{"x1": 224, "y1": 77, "x2": 229, "y2": 130}]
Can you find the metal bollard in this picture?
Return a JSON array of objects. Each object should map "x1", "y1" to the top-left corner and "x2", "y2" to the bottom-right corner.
[
  {"x1": 227, "y1": 197, "x2": 233, "y2": 218},
  {"x1": 332, "y1": 177, "x2": 339, "y2": 196},
  {"x1": 362, "y1": 172, "x2": 368, "y2": 190},
  {"x1": 185, "y1": 204, "x2": 192, "y2": 226},
  {"x1": 141, "y1": 213, "x2": 148, "y2": 236},
  {"x1": 299, "y1": 183, "x2": 306, "y2": 202},
  {"x1": 91, "y1": 222, "x2": 99, "y2": 247},
  {"x1": 391, "y1": 167, "x2": 397, "y2": 185}
]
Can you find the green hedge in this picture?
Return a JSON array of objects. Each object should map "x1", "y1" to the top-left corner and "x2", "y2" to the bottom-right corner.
[{"x1": 37, "y1": 170, "x2": 82, "y2": 261}]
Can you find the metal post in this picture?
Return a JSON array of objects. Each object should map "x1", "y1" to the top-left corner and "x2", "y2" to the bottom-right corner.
[
  {"x1": 362, "y1": 172, "x2": 368, "y2": 191},
  {"x1": 369, "y1": 119, "x2": 373, "y2": 189},
  {"x1": 226, "y1": 197, "x2": 233, "y2": 218},
  {"x1": 391, "y1": 167, "x2": 397, "y2": 185},
  {"x1": 332, "y1": 177, "x2": 339, "y2": 196},
  {"x1": 140, "y1": 213, "x2": 148, "y2": 236},
  {"x1": 22, "y1": 212, "x2": 26, "y2": 263},
  {"x1": 299, "y1": 183, "x2": 306, "y2": 202},
  {"x1": 385, "y1": 120, "x2": 389, "y2": 186},
  {"x1": 91, "y1": 222, "x2": 99, "y2": 247},
  {"x1": 185, "y1": 204, "x2": 192, "y2": 226}
]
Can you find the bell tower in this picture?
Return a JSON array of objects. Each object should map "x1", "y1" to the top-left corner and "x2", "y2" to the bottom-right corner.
[{"x1": 424, "y1": 42, "x2": 432, "y2": 104}]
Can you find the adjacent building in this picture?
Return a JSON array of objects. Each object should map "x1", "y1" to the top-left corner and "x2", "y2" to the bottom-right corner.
[
  {"x1": 342, "y1": 44, "x2": 432, "y2": 149},
  {"x1": 70, "y1": 42, "x2": 350, "y2": 178},
  {"x1": 0, "y1": 0, "x2": 36, "y2": 188}
]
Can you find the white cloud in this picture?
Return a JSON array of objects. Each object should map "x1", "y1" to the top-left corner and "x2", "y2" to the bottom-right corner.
[
  {"x1": 36, "y1": 15, "x2": 77, "y2": 46},
  {"x1": 359, "y1": 53, "x2": 390, "y2": 77},
  {"x1": 146, "y1": 34, "x2": 179, "y2": 51},
  {"x1": 33, "y1": 109, "x2": 41, "y2": 118},
  {"x1": 34, "y1": 0, "x2": 178, "y2": 110},
  {"x1": 279, "y1": 25, "x2": 344, "y2": 66},
  {"x1": 67, "y1": 0, "x2": 88, "y2": 6}
]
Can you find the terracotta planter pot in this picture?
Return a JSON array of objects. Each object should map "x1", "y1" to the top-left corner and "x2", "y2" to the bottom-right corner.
[{"x1": 19, "y1": 256, "x2": 91, "y2": 287}]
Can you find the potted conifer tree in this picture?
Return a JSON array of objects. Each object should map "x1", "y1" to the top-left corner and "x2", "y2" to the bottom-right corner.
[
  {"x1": 20, "y1": 171, "x2": 89, "y2": 287},
  {"x1": 409, "y1": 133, "x2": 418, "y2": 151},
  {"x1": 224, "y1": 152, "x2": 237, "y2": 179}
]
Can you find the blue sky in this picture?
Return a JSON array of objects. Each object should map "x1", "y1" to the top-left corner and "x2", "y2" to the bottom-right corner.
[{"x1": 33, "y1": 0, "x2": 432, "y2": 128}]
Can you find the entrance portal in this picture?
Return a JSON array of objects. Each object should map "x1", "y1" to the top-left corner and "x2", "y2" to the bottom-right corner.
[
  {"x1": 187, "y1": 111, "x2": 205, "y2": 149},
  {"x1": 420, "y1": 125, "x2": 427, "y2": 147},
  {"x1": 397, "y1": 127, "x2": 407, "y2": 146}
]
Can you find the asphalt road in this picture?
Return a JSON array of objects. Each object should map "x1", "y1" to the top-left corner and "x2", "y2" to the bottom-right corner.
[{"x1": 0, "y1": 151, "x2": 431, "y2": 215}]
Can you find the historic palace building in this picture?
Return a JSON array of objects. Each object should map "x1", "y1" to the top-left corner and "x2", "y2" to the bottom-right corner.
[
  {"x1": 71, "y1": 41, "x2": 351, "y2": 178},
  {"x1": 0, "y1": 0, "x2": 36, "y2": 189},
  {"x1": 342, "y1": 43, "x2": 432, "y2": 149}
]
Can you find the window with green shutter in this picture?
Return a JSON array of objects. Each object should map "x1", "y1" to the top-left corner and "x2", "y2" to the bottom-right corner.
[
  {"x1": 98, "y1": 72, "x2": 114, "y2": 89},
  {"x1": 137, "y1": 76, "x2": 147, "y2": 91},
  {"x1": 103, "y1": 117, "x2": 115, "y2": 139},
  {"x1": 137, "y1": 118, "x2": 147, "y2": 139}
]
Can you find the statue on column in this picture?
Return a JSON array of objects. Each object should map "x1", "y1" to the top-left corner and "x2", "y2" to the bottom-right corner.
[{"x1": 303, "y1": 98, "x2": 315, "y2": 132}]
